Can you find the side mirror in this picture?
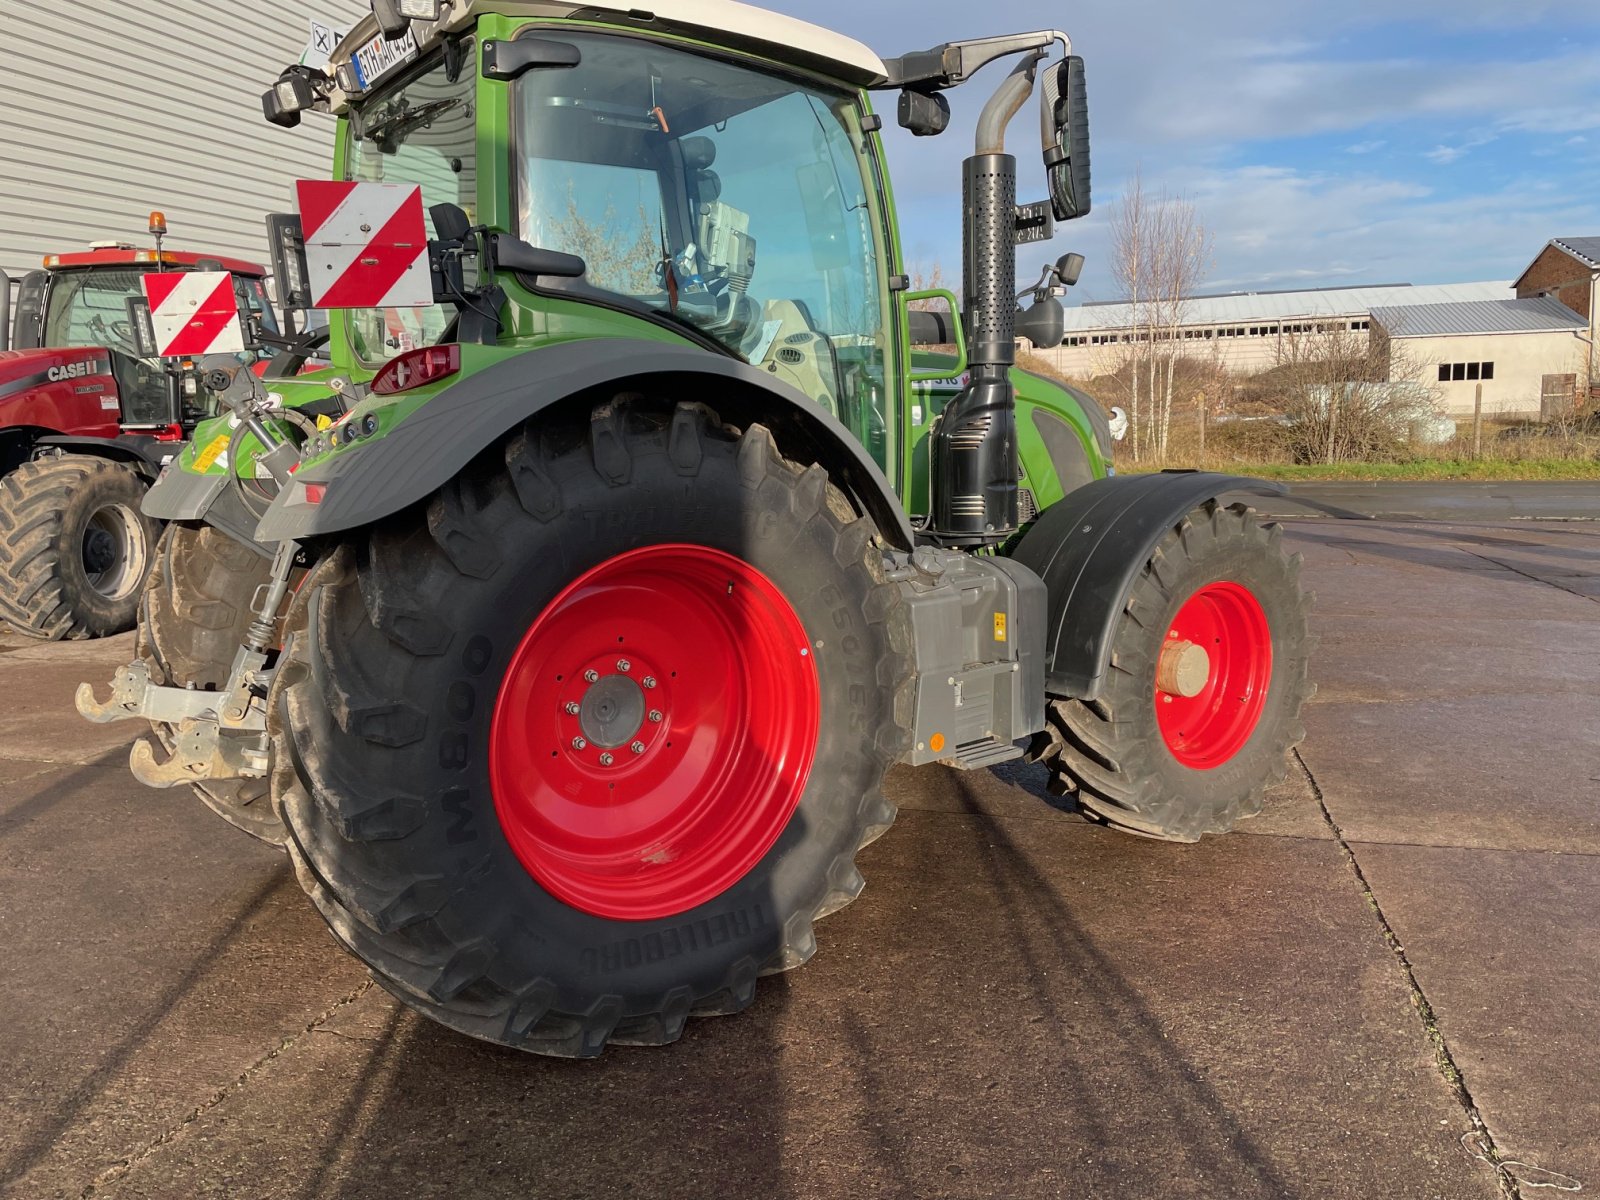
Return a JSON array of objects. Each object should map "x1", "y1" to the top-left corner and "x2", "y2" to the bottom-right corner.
[
  {"x1": 12, "y1": 270, "x2": 47, "y2": 350},
  {"x1": 1041, "y1": 56, "x2": 1091, "y2": 221}
]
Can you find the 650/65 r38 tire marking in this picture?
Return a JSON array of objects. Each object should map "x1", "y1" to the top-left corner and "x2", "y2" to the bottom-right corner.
[{"x1": 491, "y1": 544, "x2": 821, "y2": 921}]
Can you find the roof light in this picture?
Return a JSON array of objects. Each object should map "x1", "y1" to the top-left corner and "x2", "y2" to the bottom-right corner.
[
  {"x1": 371, "y1": 344, "x2": 462, "y2": 396},
  {"x1": 148, "y1": 211, "x2": 168, "y2": 237},
  {"x1": 43, "y1": 255, "x2": 60, "y2": 267}
]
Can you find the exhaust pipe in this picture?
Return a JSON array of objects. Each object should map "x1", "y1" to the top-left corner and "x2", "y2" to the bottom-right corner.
[{"x1": 929, "y1": 53, "x2": 1043, "y2": 545}]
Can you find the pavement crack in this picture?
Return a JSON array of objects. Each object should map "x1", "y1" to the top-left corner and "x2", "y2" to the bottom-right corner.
[
  {"x1": 77, "y1": 979, "x2": 375, "y2": 1199},
  {"x1": 1294, "y1": 748, "x2": 1524, "y2": 1200},
  {"x1": 1465, "y1": 550, "x2": 1599, "y2": 605}
]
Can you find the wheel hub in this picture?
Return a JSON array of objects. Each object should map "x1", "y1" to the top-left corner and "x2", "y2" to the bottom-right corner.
[
  {"x1": 1156, "y1": 581, "x2": 1273, "y2": 770},
  {"x1": 490, "y1": 544, "x2": 820, "y2": 921},
  {"x1": 577, "y1": 671, "x2": 648, "y2": 749},
  {"x1": 82, "y1": 527, "x2": 117, "y2": 575}
]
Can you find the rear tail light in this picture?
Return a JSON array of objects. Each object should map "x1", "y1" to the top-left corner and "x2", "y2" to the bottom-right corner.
[{"x1": 371, "y1": 344, "x2": 461, "y2": 396}]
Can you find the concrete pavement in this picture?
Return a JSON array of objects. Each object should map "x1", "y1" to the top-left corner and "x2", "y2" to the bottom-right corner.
[{"x1": 1, "y1": 515, "x2": 1596, "y2": 1198}]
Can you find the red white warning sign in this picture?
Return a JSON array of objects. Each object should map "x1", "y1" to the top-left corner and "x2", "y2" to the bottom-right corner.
[
  {"x1": 142, "y1": 272, "x2": 246, "y2": 358},
  {"x1": 296, "y1": 180, "x2": 433, "y2": 310}
]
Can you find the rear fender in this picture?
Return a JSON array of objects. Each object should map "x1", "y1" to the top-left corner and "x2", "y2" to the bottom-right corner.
[
  {"x1": 255, "y1": 339, "x2": 915, "y2": 549},
  {"x1": 1010, "y1": 472, "x2": 1284, "y2": 701}
]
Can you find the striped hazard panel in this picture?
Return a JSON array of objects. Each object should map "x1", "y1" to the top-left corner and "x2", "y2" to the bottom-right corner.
[
  {"x1": 142, "y1": 272, "x2": 246, "y2": 358},
  {"x1": 296, "y1": 179, "x2": 434, "y2": 309}
]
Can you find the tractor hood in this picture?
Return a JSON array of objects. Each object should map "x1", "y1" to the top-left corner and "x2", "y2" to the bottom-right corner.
[
  {"x1": 0, "y1": 346, "x2": 115, "y2": 399},
  {"x1": 0, "y1": 346, "x2": 121, "y2": 431}
]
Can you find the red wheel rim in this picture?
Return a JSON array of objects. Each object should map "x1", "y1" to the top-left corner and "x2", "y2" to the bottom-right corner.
[
  {"x1": 1155, "y1": 581, "x2": 1272, "y2": 770},
  {"x1": 490, "y1": 545, "x2": 819, "y2": 921}
]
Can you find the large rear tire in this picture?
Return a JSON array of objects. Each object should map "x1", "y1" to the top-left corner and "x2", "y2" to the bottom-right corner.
[
  {"x1": 1031, "y1": 501, "x2": 1314, "y2": 842},
  {"x1": 269, "y1": 400, "x2": 910, "y2": 1056},
  {"x1": 0, "y1": 455, "x2": 159, "y2": 640},
  {"x1": 138, "y1": 523, "x2": 284, "y2": 845}
]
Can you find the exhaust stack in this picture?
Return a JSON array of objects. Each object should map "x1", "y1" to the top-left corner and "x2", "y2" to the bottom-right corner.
[{"x1": 929, "y1": 53, "x2": 1044, "y2": 545}]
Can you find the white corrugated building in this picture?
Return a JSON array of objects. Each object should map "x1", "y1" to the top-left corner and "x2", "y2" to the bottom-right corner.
[
  {"x1": 0, "y1": 0, "x2": 369, "y2": 278},
  {"x1": 1372, "y1": 296, "x2": 1591, "y2": 418},
  {"x1": 1038, "y1": 281, "x2": 1515, "y2": 378}
]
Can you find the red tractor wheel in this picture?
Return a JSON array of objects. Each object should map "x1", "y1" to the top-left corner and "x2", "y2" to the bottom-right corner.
[
  {"x1": 0, "y1": 455, "x2": 159, "y2": 640},
  {"x1": 1032, "y1": 502, "x2": 1314, "y2": 842},
  {"x1": 269, "y1": 400, "x2": 909, "y2": 1057}
]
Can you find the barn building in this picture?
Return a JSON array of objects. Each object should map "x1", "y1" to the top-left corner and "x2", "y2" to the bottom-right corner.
[{"x1": 0, "y1": 0, "x2": 368, "y2": 279}]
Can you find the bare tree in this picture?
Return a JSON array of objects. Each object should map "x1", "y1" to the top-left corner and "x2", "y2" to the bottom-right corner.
[{"x1": 1104, "y1": 174, "x2": 1213, "y2": 462}]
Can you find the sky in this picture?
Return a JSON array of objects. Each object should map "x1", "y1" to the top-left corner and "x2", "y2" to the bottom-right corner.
[{"x1": 761, "y1": 0, "x2": 1600, "y2": 305}]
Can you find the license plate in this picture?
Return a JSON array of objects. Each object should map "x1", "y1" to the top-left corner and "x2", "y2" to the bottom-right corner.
[{"x1": 351, "y1": 27, "x2": 418, "y2": 90}]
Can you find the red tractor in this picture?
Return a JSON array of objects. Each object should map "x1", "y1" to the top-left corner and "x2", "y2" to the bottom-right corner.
[{"x1": 0, "y1": 216, "x2": 276, "y2": 639}]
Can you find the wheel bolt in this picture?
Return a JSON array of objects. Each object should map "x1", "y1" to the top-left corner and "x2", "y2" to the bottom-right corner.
[
  {"x1": 584, "y1": 669, "x2": 600, "y2": 684},
  {"x1": 642, "y1": 676, "x2": 657, "y2": 690},
  {"x1": 564, "y1": 702, "x2": 581, "y2": 716},
  {"x1": 599, "y1": 752, "x2": 615, "y2": 766},
  {"x1": 631, "y1": 741, "x2": 646, "y2": 755},
  {"x1": 572, "y1": 737, "x2": 588, "y2": 750},
  {"x1": 617, "y1": 659, "x2": 631, "y2": 673},
  {"x1": 648, "y1": 710, "x2": 664, "y2": 724}
]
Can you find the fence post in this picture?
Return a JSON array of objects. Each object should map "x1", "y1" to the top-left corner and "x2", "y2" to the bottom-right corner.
[{"x1": 1472, "y1": 383, "x2": 1483, "y2": 460}]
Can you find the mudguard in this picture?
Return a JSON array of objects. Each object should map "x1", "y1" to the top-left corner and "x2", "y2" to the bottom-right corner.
[
  {"x1": 35, "y1": 435, "x2": 178, "y2": 479},
  {"x1": 254, "y1": 338, "x2": 916, "y2": 549},
  {"x1": 1010, "y1": 472, "x2": 1285, "y2": 701}
]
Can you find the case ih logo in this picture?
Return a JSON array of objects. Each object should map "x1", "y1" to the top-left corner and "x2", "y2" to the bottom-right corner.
[
  {"x1": 46, "y1": 359, "x2": 104, "y2": 382},
  {"x1": 142, "y1": 272, "x2": 247, "y2": 358},
  {"x1": 295, "y1": 180, "x2": 433, "y2": 310}
]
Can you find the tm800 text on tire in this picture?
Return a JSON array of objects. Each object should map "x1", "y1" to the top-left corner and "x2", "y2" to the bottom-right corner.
[{"x1": 269, "y1": 399, "x2": 911, "y2": 1057}]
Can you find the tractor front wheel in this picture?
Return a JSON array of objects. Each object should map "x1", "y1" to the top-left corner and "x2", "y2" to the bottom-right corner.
[
  {"x1": 270, "y1": 400, "x2": 909, "y2": 1056},
  {"x1": 1031, "y1": 501, "x2": 1314, "y2": 841},
  {"x1": 0, "y1": 455, "x2": 159, "y2": 640}
]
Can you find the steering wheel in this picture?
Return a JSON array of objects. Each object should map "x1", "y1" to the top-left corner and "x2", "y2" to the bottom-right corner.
[{"x1": 87, "y1": 314, "x2": 138, "y2": 354}]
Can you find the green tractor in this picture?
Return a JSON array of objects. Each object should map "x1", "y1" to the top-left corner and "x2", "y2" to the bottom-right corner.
[{"x1": 80, "y1": 0, "x2": 1312, "y2": 1057}]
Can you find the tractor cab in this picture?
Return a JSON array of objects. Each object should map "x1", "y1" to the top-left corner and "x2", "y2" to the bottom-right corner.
[{"x1": 8, "y1": 241, "x2": 276, "y2": 434}]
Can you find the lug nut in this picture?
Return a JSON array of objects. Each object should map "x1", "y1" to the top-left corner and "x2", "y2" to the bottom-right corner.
[
  {"x1": 564, "y1": 702, "x2": 581, "y2": 716},
  {"x1": 631, "y1": 741, "x2": 646, "y2": 755},
  {"x1": 648, "y1": 710, "x2": 664, "y2": 724},
  {"x1": 571, "y1": 737, "x2": 588, "y2": 750},
  {"x1": 617, "y1": 659, "x2": 631, "y2": 673},
  {"x1": 584, "y1": 669, "x2": 600, "y2": 684},
  {"x1": 599, "y1": 752, "x2": 615, "y2": 766},
  {"x1": 642, "y1": 676, "x2": 657, "y2": 690}
]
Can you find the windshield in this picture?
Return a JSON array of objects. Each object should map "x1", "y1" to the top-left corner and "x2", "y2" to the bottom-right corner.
[
  {"x1": 44, "y1": 268, "x2": 147, "y2": 355},
  {"x1": 515, "y1": 32, "x2": 893, "y2": 460},
  {"x1": 345, "y1": 40, "x2": 477, "y2": 363}
]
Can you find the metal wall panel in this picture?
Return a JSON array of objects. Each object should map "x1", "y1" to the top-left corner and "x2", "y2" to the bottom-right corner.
[{"x1": 0, "y1": 0, "x2": 370, "y2": 277}]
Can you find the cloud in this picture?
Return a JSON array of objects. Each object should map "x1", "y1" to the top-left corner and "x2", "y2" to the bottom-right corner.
[
  {"x1": 1424, "y1": 135, "x2": 1497, "y2": 165},
  {"x1": 1346, "y1": 140, "x2": 1387, "y2": 155}
]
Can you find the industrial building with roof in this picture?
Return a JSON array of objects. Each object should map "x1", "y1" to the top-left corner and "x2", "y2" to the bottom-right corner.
[{"x1": 1038, "y1": 237, "x2": 1599, "y2": 419}]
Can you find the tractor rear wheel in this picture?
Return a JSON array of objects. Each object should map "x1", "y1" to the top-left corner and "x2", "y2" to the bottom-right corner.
[
  {"x1": 0, "y1": 455, "x2": 159, "y2": 640},
  {"x1": 138, "y1": 523, "x2": 284, "y2": 844},
  {"x1": 269, "y1": 400, "x2": 910, "y2": 1056},
  {"x1": 1031, "y1": 501, "x2": 1314, "y2": 841}
]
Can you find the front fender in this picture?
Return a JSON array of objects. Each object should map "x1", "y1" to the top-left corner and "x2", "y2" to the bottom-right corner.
[
  {"x1": 1010, "y1": 472, "x2": 1284, "y2": 701},
  {"x1": 255, "y1": 339, "x2": 915, "y2": 549}
]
